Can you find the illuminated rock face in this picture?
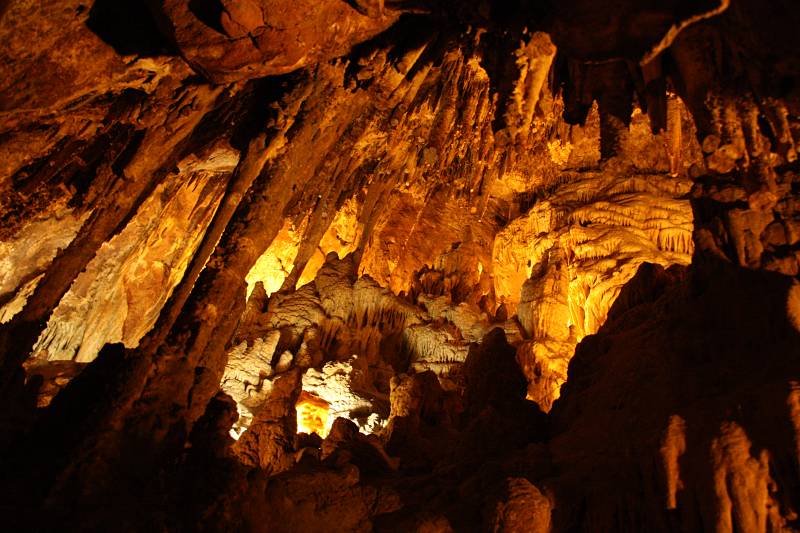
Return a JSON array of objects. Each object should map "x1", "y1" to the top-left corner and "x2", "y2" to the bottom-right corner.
[
  {"x1": 31, "y1": 151, "x2": 233, "y2": 361},
  {"x1": 221, "y1": 253, "x2": 496, "y2": 436},
  {"x1": 1, "y1": 1, "x2": 800, "y2": 532},
  {"x1": 0, "y1": 211, "x2": 86, "y2": 323},
  {"x1": 296, "y1": 392, "x2": 330, "y2": 437},
  {"x1": 499, "y1": 168, "x2": 695, "y2": 408}
]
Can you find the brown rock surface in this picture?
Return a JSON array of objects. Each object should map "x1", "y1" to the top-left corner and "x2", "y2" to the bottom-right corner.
[
  {"x1": 547, "y1": 260, "x2": 800, "y2": 532},
  {"x1": 154, "y1": 0, "x2": 401, "y2": 82},
  {"x1": 0, "y1": 0, "x2": 799, "y2": 531}
]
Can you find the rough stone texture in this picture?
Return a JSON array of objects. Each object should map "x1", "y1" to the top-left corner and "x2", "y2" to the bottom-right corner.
[
  {"x1": 153, "y1": 0, "x2": 401, "y2": 82},
  {"x1": 0, "y1": 0, "x2": 799, "y2": 532},
  {"x1": 221, "y1": 253, "x2": 505, "y2": 436},
  {"x1": 547, "y1": 260, "x2": 800, "y2": 532},
  {"x1": 488, "y1": 477, "x2": 552, "y2": 533},
  {"x1": 32, "y1": 148, "x2": 233, "y2": 361},
  {"x1": 0, "y1": 211, "x2": 86, "y2": 322},
  {"x1": 501, "y1": 165, "x2": 695, "y2": 408}
]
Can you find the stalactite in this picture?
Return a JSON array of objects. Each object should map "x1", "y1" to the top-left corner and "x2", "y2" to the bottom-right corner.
[
  {"x1": 128, "y1": 68, "x2": 377, "y2": 444},
  {"x1": 0, "y1": 82, "x2": 223, "y2": 394},
  {"x1": 139, "y1": 132, "x2": 271, "y2": 352},
  {"x1": 2, "y1": 1, "x2": 800, "y2": 531}
]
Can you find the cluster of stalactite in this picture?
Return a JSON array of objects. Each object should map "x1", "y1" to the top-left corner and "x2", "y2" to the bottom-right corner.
[{"x1": 0, "y1": 0, "x2": 799, "y2": 531}]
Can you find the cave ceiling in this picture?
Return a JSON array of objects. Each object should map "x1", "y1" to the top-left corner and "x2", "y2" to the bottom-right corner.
[{"x1": 1, "y1": 0, "x2": 800, "y2": 531}]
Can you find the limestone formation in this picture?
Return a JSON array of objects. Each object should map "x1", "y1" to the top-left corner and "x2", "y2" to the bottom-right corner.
[{"x1": 1, "y1": 1, "x2": 799, "y2": 532}]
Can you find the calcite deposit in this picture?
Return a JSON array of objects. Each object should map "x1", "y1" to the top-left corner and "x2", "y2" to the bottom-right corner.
[{"x1": 1, "y1": 0, "x2": 799, "y2": 532}]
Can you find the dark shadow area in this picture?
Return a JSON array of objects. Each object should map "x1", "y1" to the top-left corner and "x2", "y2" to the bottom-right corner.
[
  {"x1": 344, "y1": 13, "x2": 441, "y2": 90},
  {"x1": 177, "y1": 70, "x2": 302, "y2": 165},
  {"x1": 475, "y1": 0, "x2": 551, "y2": 133},
  {"x1": 0, "y1": 0, "x2": 11, "y2": 22},
  {"x1": 188, "y1": 0, "x2": 225, "y2": 34},
  {"x1": 87, "y1": 0, "x2": 176, "y2": 56},
  {"x1": 548, "y1": 257, "x2": 800, "y2": 531}
]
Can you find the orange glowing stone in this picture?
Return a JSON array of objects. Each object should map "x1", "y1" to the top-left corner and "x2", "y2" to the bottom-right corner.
[{"x1": 296, "y1": 391, "x2": 331, "y2": 437}]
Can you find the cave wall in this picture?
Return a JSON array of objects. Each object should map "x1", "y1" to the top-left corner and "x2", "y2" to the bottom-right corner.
[{"x1": 0, "y1": 0, "x2": 799, "y2": 531}]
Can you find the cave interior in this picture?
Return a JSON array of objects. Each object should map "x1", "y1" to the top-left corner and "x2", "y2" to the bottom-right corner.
[{"x1": 1, "y1": 0, "x2": 800, "y2": 531}]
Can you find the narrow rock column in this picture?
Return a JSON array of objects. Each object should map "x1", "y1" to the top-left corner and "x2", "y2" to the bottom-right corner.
[
  {"x1": 140, "y1": 131, "x2": 274, "y2": 352},
  {"x1": 0, "y1": 82, "x2": 223, "y2": 393},
  {"x1": 125, "y1": 65, "x2": 375, "y2": 451}
]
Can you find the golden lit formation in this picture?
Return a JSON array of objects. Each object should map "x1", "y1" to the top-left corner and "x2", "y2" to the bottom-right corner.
[{"x1": 296, "y1": 391, "x2": 331, "y2": 437}]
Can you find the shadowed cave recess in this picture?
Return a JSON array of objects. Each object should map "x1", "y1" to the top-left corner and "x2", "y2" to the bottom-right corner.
[{"x1": 1, "y1": 0, "x2": 800, "y2": 531}]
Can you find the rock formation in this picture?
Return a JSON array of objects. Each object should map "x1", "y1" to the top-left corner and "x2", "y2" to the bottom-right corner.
[{"x1": 0, "y1": 0, "x2": 799, "y2": 531}]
